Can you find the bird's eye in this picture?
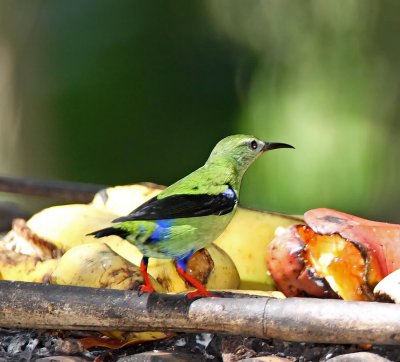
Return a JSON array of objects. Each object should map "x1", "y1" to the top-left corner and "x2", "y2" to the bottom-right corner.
[{"x1": 249, "y1": 140, "x2": 258, "y2": 150}]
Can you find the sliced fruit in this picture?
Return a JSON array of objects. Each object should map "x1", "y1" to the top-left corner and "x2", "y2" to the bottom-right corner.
[
  {"x1": 305, "y1": 208, "x2": 400, "y2": 276},
  {"x1": 267, "y1": 225, "x2": 337, "y2": 298},
  {"x1": 268, "y1": 208, "x2": 399, "y2": 301},
  {"x1": 299, "y1": 225, "x2": 374, "y2": 301}
]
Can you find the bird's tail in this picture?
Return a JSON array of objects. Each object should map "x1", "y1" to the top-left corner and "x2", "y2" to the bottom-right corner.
[{"x1": 87, "y1": 226, "x2": 129, "y2": 239}]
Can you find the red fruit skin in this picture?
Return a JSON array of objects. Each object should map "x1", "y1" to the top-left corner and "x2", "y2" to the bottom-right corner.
[
  {"x1": 267, "y1": 225, "x2": 337, "y2": 298},
  {"x1": 267, "y1": 208, "x2": 400, "y2": 299},
  {"x1": 305, "y1": 208, "x2": 400, "y2": 277}
]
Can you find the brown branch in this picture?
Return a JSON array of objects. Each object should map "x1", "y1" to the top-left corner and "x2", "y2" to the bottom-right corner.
[
  {"x1": 0, "y1": 176, "x2": 105, "y2": 202},
  {"x1": 0, "y1": 281, "x2": 399, "y2": 345}
]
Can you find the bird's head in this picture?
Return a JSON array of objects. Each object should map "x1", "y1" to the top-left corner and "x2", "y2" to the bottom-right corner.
[{"x1": 206, "y1": 134, "x2": 294, "y2": 176}]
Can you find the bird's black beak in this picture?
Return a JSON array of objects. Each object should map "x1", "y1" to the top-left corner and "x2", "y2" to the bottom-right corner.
[{"x1": 262, "y1": 142, "x2": 295, "y2": 152}]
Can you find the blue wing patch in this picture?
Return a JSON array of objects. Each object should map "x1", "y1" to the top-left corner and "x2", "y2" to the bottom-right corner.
[
  {"x1": 146, "y1": 219, "x2": 174, "y2": 244},
  {"x1": 176, "y1": 249, "x2": 195, "y2": 271},
  {"x1": 222, "y1": 187, "x2": 236, "y2": 199}
]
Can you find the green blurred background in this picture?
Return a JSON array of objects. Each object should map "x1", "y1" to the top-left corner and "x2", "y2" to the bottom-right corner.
[{"x1": 0, "y1": 0, "x2": 399, "y2": 222}]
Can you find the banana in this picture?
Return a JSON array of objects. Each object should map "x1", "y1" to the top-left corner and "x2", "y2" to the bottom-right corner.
[
  {"x1": 1, "y1": 183, "x2": 301, "y2": 293},
  {"x1": 105, "y1": 239, "x2": 240, "y2": 293},
  {"x1": 50, "y1": 241, "x2": 168, "y2": 347},
  {"x1": 0, "y1": 197, "x2": 171, "y2": 347},
  {"x1": 91, "y1": 183, "x2": 164, "y2": 215},
  {"x1": 214, "y1": 208, "x2": 303, "y2": 290},
  {"x1": 0, "y1": 183, "x2": 295, "y2": 347},
  {"x1": 26, "y1": 204, "x2": 118, "y2": 250},
  {"x1": 50, "y1": 242, "x2": 163, "y2": 292},
  {"x1": 3, "y1": 197, "x2": 238, "y2": 293},
  {"x1": 197, "y1": 243, "x2": 240, "y2": 291},
  {"x1": 1, "y1": 218, "x2": 61, "y2": 259},
  {"x1": 0, "y1": 248, "x2": 58, "y2": 282}
]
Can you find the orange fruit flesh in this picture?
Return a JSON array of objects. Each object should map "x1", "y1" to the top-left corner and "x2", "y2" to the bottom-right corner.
[{"x1": 297, "y1": 225, "x2": 371, "y2": 301}]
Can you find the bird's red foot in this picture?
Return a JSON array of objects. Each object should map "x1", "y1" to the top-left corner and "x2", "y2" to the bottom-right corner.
[
  {"x1": 186, "y1": 288, "x2": 216, "y2": 299},
  {"x1": 176, "y1": 265, "x2": 216, "y2": 298},
  {"x1": 139, "y1": 257, "x2": 155, "y2": 295},
  {"x1": 139, "y1": 283, "x2": 155, "y2": 294}
]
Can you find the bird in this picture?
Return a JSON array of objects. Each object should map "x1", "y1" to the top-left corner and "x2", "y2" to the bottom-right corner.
[{"x1": 88, "y1": 134, "x2": 294, "y2": 298}]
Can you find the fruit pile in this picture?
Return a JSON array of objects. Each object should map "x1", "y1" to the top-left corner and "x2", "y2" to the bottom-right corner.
[
  {"x1": 0, "y1": 183, "x2": 299, "y2": 347},
  {"x1": 1, "y1": 182, "x2": 399, "y2": 348}
]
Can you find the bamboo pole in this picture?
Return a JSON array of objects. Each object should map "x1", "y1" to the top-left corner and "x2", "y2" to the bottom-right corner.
[{"x1": 0, "y1": 281, "x2": 399, "y2": 345}]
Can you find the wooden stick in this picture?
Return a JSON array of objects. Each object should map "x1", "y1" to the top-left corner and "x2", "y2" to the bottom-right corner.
[
  {"x1": 0, "y1": 281, "x2": 399, "y2": 345},
  {"x1": 0, "y1": 176, "x2": 105, "y2": 202}
]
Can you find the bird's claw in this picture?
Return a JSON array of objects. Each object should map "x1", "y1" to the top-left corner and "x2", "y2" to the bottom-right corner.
[
  {"x1": 186, "y1": 289, "x2": 216, "y2": 299},
  {"x1": 137, "y1": 283, "x2": 155, "y2": 296}
]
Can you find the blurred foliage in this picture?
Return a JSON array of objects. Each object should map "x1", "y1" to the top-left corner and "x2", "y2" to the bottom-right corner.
[{"x1": 0, "y1": 0, "x2": 399, "y2": 222}]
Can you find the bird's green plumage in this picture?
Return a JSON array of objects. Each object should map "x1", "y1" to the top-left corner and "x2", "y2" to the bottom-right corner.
[
  {"x1": 91, "y1": 134, "x2": 293, "y2": 261},
  {"x1": 158, "y1": 134, "x2": 267, "y2": 198},
  {"x1": 118, "y1": 214, "x2": 231, "y2": 259}
]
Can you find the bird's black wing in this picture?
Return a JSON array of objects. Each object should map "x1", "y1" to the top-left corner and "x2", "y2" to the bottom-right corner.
[{"x1": 112, "y1": 187, "x2": 237, "y2": 222}]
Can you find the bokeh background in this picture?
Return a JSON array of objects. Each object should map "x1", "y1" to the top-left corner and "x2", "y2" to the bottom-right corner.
[{"x1": 0, "y1": 1, "x2": 399, "y2": 222}]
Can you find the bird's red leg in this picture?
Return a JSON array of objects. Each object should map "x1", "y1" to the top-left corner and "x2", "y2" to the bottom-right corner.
[
  {"x1": 139, "y1": 256, "x2": 155, "y2": 293},
  {"x1": 176, "y1": 254, "x2": 216, "y2": 298}
]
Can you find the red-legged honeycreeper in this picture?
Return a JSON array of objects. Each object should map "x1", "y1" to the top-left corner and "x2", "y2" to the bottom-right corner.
[{"x1": 88, "y1": 135, "x2": 294, "y2": 297}]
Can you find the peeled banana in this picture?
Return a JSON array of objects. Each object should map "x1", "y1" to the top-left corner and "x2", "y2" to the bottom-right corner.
[
  {"x1": 0, "y1": 248, "x2": 58, "y2": 283},
  {"x1": 91, "y1": 183, "x2": 164, "y2": 215},
  {"x1": 105, "y1": 239, "x2": 240, "y2": 293},
  {"x1": 214, "y1": 208, "x2": 302, "y2": 290},
  {"x1": 50, "y1": 242, "x2": 163, "y2": 292},
  {"x1": 26, "y1": 204, "x2": 118, "y2": 250},
  {"x1": 50, "y1": 241, "x2": 168, "y2": 347}
]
